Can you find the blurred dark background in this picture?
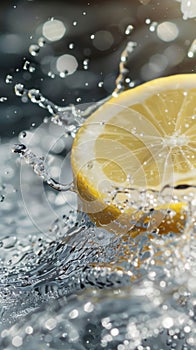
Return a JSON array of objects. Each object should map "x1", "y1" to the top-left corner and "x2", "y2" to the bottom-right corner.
[{"x1": 0, "y1": 0, "x2": 195, "y2": 138}]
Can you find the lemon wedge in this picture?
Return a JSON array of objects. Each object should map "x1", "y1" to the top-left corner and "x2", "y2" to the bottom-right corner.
[{"x1": 71, "y1": 74, "x2": 196, "y2": 235}]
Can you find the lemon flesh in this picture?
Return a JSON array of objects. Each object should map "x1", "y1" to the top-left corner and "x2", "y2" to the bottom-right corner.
[{"x1": 71, "y1": 74, "x2": 196, "y2": 235}]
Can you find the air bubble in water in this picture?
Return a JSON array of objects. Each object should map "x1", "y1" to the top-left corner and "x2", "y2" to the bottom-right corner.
[{"x1": 29, "y1": 44, "x2": 40, "y2": 57}]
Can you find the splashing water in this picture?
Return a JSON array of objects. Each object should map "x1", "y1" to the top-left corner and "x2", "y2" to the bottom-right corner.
[{"x1": 0, "y1": 2, "x2": 196, "y2": 349}]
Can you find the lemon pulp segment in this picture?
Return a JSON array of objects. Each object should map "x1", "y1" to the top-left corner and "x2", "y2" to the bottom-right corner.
[{"x1": 71, "y1": 74, "x2": 196, "y2": 234}]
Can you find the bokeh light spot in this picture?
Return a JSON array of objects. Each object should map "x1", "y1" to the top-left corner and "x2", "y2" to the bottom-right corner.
[
  {"x1": 42, "y1": 19, "x2": 66, "y2": 42},
  {"x1": 56, "y1": 54, "x2": 78, "y2": 76},
  {"x1": 92, "y1": 30, "x2": 114, "y2": 51},
  {"x1": 157, "y1": 22, "x2": 179, "y2": 42}
]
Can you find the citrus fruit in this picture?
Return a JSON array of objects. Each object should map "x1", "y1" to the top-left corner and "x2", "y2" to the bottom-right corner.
[{"x1": 71, "y1": 74, "x2": 196, "y2": 235}]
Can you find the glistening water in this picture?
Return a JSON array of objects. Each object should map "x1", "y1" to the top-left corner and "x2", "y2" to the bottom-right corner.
[{"x1": 0, "y1": 1, "x2": 196, "y2": 349}]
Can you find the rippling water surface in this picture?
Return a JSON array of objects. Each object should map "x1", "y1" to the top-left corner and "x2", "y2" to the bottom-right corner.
[{"x1": 0, "y1": 1, "x2": 196, "y2": 349}]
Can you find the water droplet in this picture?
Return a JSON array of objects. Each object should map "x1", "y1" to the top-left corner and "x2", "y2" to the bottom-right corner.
[
  {"x1": 48, "y1": 71, "x2": 55, "y2": 78},
  {"x1": 149, "y1": 21, "x2": 158, "y2": 32},
  {"x1": 69, "y1": 309, "x2": 79, "y2": 319},
  {"x1": 5, "y1": 75, "x2": 13, "y2": 84},
  {"x1": 83, "y1": 58, "x2": 89, "y2": 70},
  {"x1": 19, "y1": 131, "x2": 27, "y2": 140},
  {"x1": 145, "y1": 18, "x2": 151, "y2": 24},
  {"x1": 187, "y1": 39, "x2": 196, "y2": 58},
  {"x1": 0, "y1": 97, "x2": 7, "y2": 102},
  {"x1": 125, "y1": 24, "x2": 134, "y2": 35},
  {"x1": 0, "y1": 195, "x2": 5, "y2": 203},
  {"x1": 23, "y1": 60, "x2": 30, "y2": 71},
  {"x1": 12, "y1": 336, "x2": 23, "y2": 347},
  {"x1": 98, "y1": 81, "x2": 104, "y2": 88},
  {"x1": 29, "y1": 44, "x2": 40, "y2": 57},
  {"x1": 126, "y1": 41, "x2": 137, "y2": 53},
  {"x1": 38, "y1": 37, "x2": 46, "y2": 47},
  {"x1": 3, "y1": 236, "x2": 17, "y2": 249}
]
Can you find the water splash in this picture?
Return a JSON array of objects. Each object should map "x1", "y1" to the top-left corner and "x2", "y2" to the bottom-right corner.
[
  {"x1": 113, "y1": 41, "x2": 137, "y2": 97},
  {"x1": 12, "y1": 144, "x2": 72, "y2": 191},
  {"x1": 0, "y1": 6, "x2": 196, "y2": 348}
]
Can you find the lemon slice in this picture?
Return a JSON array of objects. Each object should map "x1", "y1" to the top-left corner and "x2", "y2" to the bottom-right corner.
[{"x1": 71, "y1": 74, "x2": 196, "y2": 235}]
